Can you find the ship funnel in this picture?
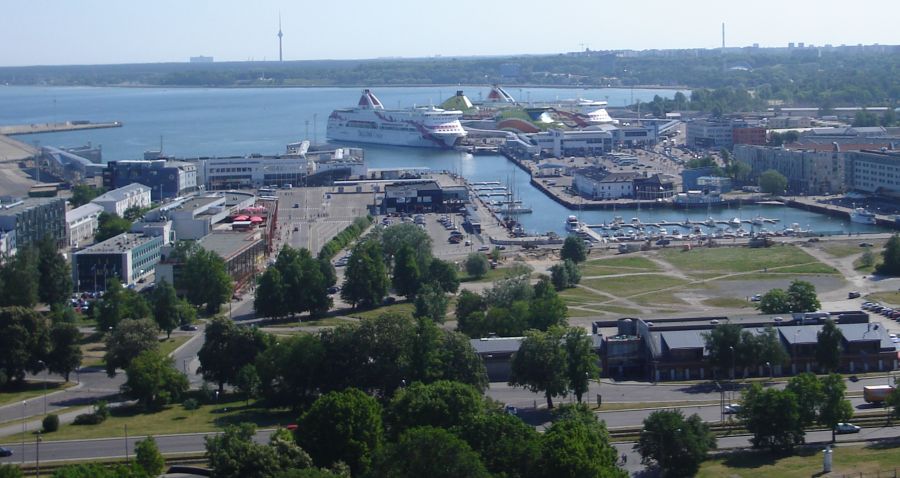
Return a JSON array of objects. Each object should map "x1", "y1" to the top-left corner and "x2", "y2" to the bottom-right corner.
[{"x1": 358, "y1": 89, "x2": 384, "y2": 110}]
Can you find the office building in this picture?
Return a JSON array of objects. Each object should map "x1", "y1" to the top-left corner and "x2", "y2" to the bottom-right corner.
[
  {"x1": 104, "y1": 159, "x2": 198, "y2": 201},
  {"x1": 734, "y1": 144, "x2": 845, "y2": 195},
  {"x1": 572, "y1": 167, "x2": 642, "y2": 199},
  {"x1": 0, "y1": 196, "x2": 67, "y2": 254},
  {"x1": 66, "y1": 203, "x2": 104, "y2": 248},
  {"x1": 845, "y1": 149, "x2": 900, "y2": 197},
  {"x1": 91, "y1": 183, "x2": 152, "y2": 217},
  {"x1": 72, "y1": 232, "x2": 164, "y2": 291}
]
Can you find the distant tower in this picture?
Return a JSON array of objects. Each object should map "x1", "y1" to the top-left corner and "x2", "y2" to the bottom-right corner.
[
  {"x1": 277, "y1": 14, "x2": 284, "y2": 62},
  {"x1": 721, "y1": 22, "x2": 725, "y2": 49}
]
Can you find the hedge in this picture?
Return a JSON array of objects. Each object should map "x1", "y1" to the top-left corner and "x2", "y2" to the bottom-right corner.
[{"x1": 317, "y1": 215, "x2": 373, "y2": 260}]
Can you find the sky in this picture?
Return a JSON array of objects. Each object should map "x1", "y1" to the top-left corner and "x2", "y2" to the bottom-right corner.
[{"x1": 1, "y1": 0, "x2": 898, "y2": 67}]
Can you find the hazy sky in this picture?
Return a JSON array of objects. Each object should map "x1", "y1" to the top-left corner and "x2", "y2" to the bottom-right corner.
[{"x1": 1, "y1": 0, "x2": 897, "y2": 66}]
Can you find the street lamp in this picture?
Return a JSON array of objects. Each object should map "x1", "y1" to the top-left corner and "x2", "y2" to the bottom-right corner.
[
  {"x1": 37, "y1": 360, "x2": 47, "y2": 415},
  {"x1": 729, "y1": 345, "x2": 736, "y2": 402},
  {"x1": 21, "y1": 401, "x2": 25, "y2": 465}
]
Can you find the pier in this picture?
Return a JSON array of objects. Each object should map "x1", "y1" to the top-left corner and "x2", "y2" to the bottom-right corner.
[{"x1": 0, "y1": 121, "x2": 122, "y2": 136}]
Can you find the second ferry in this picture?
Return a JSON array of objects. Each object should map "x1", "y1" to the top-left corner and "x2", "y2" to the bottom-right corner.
[{"x1": 327, "y1": 89, "x2": 467, "y2": 148}]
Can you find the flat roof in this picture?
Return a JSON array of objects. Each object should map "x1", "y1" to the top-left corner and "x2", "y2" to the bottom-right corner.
[
  {"x1": 77, "y1": 232, "x2": 157, "y2": 254},
  {"x1": 177, "y1": 196, "x2": 223, "y2": 211},
  {"x1": 198, "y1": 231, "x2": 263, "y2": 260},
  {"x1": 0, "y1": 196, "x2": 64, "y2": 215}
]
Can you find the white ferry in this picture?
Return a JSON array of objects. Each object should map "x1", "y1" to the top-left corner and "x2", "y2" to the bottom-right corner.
[
  {"x1": 327, "y1": 89, "x2": 467, "y2": 148},
  {"x1": 849, "y1": 208, "x2": 877, "y2": 225},
  {"x1": 566, "y1": 215, "x2": 582, "y2": 232}
]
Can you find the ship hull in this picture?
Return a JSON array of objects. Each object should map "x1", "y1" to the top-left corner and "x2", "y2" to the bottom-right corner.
[{"x1": 326, "y1": 124, "x2": 463, "y2": 148}]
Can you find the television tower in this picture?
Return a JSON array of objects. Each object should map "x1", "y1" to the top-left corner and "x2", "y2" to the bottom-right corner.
[{"x1": 277, "y1": 14, "x2": 284, "y2": 62}]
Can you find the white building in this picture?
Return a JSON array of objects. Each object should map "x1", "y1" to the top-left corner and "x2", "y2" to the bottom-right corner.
[
  {"x1": 846, "y1": 149, "x2": 900, "y2": 197},
  {"x1": 531, "y1": 128, "x2": 614, "y2": 157},
  {"x1": 91, "y1": 183, "x2": 152, "y2": 217},
  {"x1": 572, "y1": 168, "x2": 642, "y2": 199},
  {"x1": 66, "y1": 203, "x2": 104, "y2": 247},
  {"x1": 686, "y1": 120, "x2": 734, "y2": 149}
]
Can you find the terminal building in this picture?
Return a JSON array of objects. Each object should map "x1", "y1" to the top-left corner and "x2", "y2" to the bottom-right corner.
[
  {"x1": 381, "y1": 181, "x2": 469, "y2": 214},
  {"x1": 0, "y1": 196, "x2": 67, "y2": 255}
]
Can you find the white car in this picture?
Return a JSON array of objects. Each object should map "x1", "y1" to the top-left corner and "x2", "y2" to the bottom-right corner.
[
  {"x1": 723, "y1": 404, "x2": 742, "y2": 414},
  {"x1": 835, "y1": 422, "x2": 861, "y2": 434}
]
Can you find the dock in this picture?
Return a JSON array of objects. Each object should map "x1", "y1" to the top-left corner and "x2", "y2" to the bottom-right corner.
[{"x1": 0, "y1": 121, "x2": 122, "y2": 136}]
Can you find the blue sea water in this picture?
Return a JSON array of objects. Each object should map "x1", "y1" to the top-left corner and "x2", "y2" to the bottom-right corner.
[{"x1": 0, "y1": 85, "x2": 885, "y2": 235}]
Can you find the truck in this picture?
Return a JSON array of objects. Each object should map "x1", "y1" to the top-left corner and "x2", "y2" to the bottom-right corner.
[
  {"x1": 618, "y1": 243, "x2": 641, "y2": 254},
  {"x1": 863, "y1": 385, "x2": 895, "y2": 403}
]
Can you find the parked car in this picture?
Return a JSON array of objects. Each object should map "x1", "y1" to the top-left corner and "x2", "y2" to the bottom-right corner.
[
  {"x1": 724, "y1": 404, "x2": 742, "y2": 414},
  {"x1": 859, "y1": 242, "x2": 874, "y2": 247},
  {"x1": 750, "y1": 294, "x2": 762, "y2": 302},
  {"x1": 835, "y1": 422, "x2": 861, "y2": 434},
  {"x1": 0, "y1": 446, "x2": 11, "y2": 457},
  {"x1": 478, "y1": 245, "x2": 490, "y2": 251},
  {"x1": 179, "y1": 324, "x2": 198, "y2": 331},
  {"x1": 327, "y1": 286, "x2": 340, "y2": 295},
  {"x1": 848, "y1": 291, "x2": 861, "y2": 299}
]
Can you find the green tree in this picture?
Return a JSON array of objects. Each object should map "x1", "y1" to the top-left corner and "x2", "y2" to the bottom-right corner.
[
  {"x1": 0, "y1": 465, "x2": 23, "y2": 478},
  {"x1": 386, "y1": 380, "x2": 485, "y2": 438},
  {"x1": 560, "y1": 235, "x2": 588, "y2": 263},
  {"x1": 483, "y1": 273, "x2": 533, "y2": 308},
  {"x1": 123, "y1": 205, "x2": 147, "y2": 222},
  {"x1": 539, "y1": 404, "x2": 626, "y2": 478},
  {"x1": 70, "y1": 184, "x2": 105, "y2": 207},
  {"x1": 0, "y1": 249, "x2": 39, "y2": 307},
  {"x1": 786, "y1": 280, "x2": 820, "y2": 312},
  {"x1": 413, "y1": 283, "x2": 449, "y2": 323},
  {"x1": 550, "y1": 258, "x2": 581, "y2": 290},
  {"x1": 702, "y1": 323, "x2": 742, "y2": 379},
  {"x1": 0, "y1": 307, "x2": 51, "y2": 385},
  {"x1": 47, "y1": 322, "x2": 83, "y2": 382},
  {"x1": 529, "y1": 277, "x2": 568, "y2": 331},
  {"x1": 455, "y1": 290, "x2": 486, "y2": 336},
  {"x1": 340, "y1": 239, "x2": 389, "y2": 309},
  {"x1": 563, "y1": 327, "x2": 600, "y2": 403},
  {"x1": 198, "y1": 317, "x2": 272, "y2": 392},
  {"x1": 876, "y1": 234, "x2": 900, "y2": 276},
  {"x1": 759, "y1": 169, "x2": 788, "y2": 195},
  {"x1": 381, "y1": 222, "x2": 433, "y2": 271},
  {"x1": 509, "y1": 327, "x2": 568, "y2": 409},
  {"x1": 739, "y1": 383, "x2": 805, "y2": 452},
  {"x1": 759, "y1": 288, "x2": 790, "y2": 314},
  {"x1": 121, "y1": 350, "x2": 188, "y2": 409},
  {"x1": 392, "y1": 244, "x2": 421, "y2": 299},
  {"x1": 105, "y1": 318, "x2": 160, "y2": 377},
  {"x1": 370, "y1": 427, "x2": 490, "y2": 478},
  {"x1": 134, "y1": 436, "x2": 165, "y2": 476},
  {"x1": 150, "y1": 279, "x2": 180, "y2": 339},
  {"x1": 255, "y1": 333, "x2": 324, "y2": 409},
  {"x1": 235, "y1": 364, "x2": 260, "y2": 404},
  {"x1": 816, "y1": 319, "x2": 843, "y2": 373},
  {"x1": 756, "y1": 325, "x2": 789, "y2": 372},
  {"x1": 37, "y1": 238, "x2": 72, "y2": 307},
  {"x1": 182, "y1": 247, "x2": 232, "y2": 315},
  {"x1": 456, "y1": 411, "x2": 541, "y2": 478},
  {"x1": 95, "y1": 212, "x2": 132, "y2": 242},
  {"x1": 464, "y1": 252, "x2": 490, "y2": 279},
  {"x1": 95, "y1": 279, "x2": 150, "y2": 331},
  {"x1": 206, "y1": 423, "x2": 309, "y2": 478},
  {"x1": 785, "y1": 372, "x2": 824, "y2": 427},
  {"x1": 255, "y1": 267, "x2": 287, "y2": 319},
  {"x1": 296, "y1": 388, "x2": 383, "y2": 476},
  {"x1": 435, "y1": 329, "x2": 488, "y2": 393},
  {"x1": 635, "y1": 410, "x2": 716, "y2": 478},
  {"x1": 427, "y1": 258, "x2": 459, "y2": 293},
  {"x1": 819, "y1": 373, "x2": 853, "y2": 442},
  {"x1": 49, "y1": 463, "x2": 148, "y2": 478}
]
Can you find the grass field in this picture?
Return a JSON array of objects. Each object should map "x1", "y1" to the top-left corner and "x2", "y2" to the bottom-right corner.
[
  {"x1": 581, "y1": 274, "x2": 690, "y2": 298},
  {"x1": 11, "y1": 393, "x2": 294, "y2": 442},
  {"x1": 702, "y1": 297, "x2": 754, "y2": 308},
  {"x1": 559, "y1": 286, "x2": 616, "y2": 304},
  {"x1": 580, "y1": 256, "x2": 661, "y2": 277},
  {"x1": 80, "y1": 335, "x2": 191, "y2": 368},
  {"x1": 697, "y1": 442, "x2": 900, "y2": 478},
  {"x1": 867, "y1": 291, "x2": 900, "y2": 307},
  {"x1": 659, "y1": 245, "x2": 827, "y2": 277},
  {"x1": 0, "y1": 381, "x2": 74, "y2": 407},
  {"x1": 265, "y1": 316, "x2": 356, "y2": 328},
  {"x1": 820, "y1": 242, "x2": 868, "y2": 258},
  {"x1": 347, "y1": 301, "x2": 415, "y2": 320}
]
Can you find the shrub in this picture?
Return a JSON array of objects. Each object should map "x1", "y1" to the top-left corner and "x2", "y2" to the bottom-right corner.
[
  {"x1": 317, "y1": 216, "x2": 373, "y2": 260},
  {"x1": 182, "y1": 398, "x2": 200, "y2": 410},
  {"x1": 94, "y1": 400, "x2": 110, "y2": 420},
  {"x1": 73, "y1": 413, "x2": 103, "y2": 425},
  {"x1": 42, "y1": 414, "x2": 59, "y2": 433}
]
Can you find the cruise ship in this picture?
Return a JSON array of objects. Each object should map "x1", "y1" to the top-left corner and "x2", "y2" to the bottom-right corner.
[{"x1": 327, "y1": 89, "x2": 467, "y2": 148}]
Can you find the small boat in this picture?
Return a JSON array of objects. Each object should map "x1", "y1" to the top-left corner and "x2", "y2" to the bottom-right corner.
[
  {"x1": 751, "y1": 216, "x2": 764, "y2": 226},
  {"x1": 729, "y1": 217, "x2": 741, "y2": 227},
  {"x1": 705, "y1": 217, "x2": 717, "y2": 227},
  {"x1": 566, "y1": 215, "x2": 581, "y2": 232},
  {"x1": 850, "y1": 208, "x2": 877, "y2": 225}
]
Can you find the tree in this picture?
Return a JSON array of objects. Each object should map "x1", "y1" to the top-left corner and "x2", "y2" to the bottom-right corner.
[
  {"x1": 0, "y1": 465, "x2": 23, "y2": 478},
  {"x1": 876, "y1": 234, "x2": 900, "y2": 276},
  {"x1": 105, "y1": 318, "x2": 160, "y2": 377},
  {"x1": 37, "y1": 238, "x2": 72, "y2": 307},
  {"x1": 483, "y1": 274, "x2": 533, "y2": 308},
  {"x1": 46, "y1": 322, "x2": 83, "y2": 382},
  {"x1": 370, "y1": 427, "x2": 490, "y2": 478},
  {"x1": 182, "y1": 247, "x2": 232, "y2": 315},
  {"x1": 455, "y1": 290, "x2": 486, "y2": 336},
  {"x1": 0, "y1": 307, "x2": 51, "y2": 385},
  {"x1": 786, "y1": 280, "x2": 820, "y2": 312},
  {"x1": 635, "y1": 410, "x2": 716, "y2": 478},
  {"x1": 509, "y1": 328, "x2": 568, "y2": 409},
  {"x1": 95, "y1": 279, "x2": 150, "y2": 331},
  {"x1": 887, "y1": 378, "x2": 900, "y2": 421},
  {"x1": 122, "y1": 350, "x2": 188, "y2": 409},
  {"x1": 550, "y1": 258, "x2": 581, "y2": 290},
  {"x1": 756, "y1": 325, "x2": 789, "y2": 372},
  {"x1": 150, "y1": 279, "x2": 180, "y2": 338},
  {"x1": 255, "y1": 333, "x2": 324, "y2": 409},
  {"x1": 528, "y1": 277, "x2": 568, "y2": 331},
  {"x1": 819, "y1": 373, "x2": 853, "y2": 442},
  {"x1": 702, "y1": 323, "x2": 742, "y2": 379},
  {"x1": 785, "y1": 372, "x2": 824, "y2": 427},
  {"x1": 391, "y1": 244, "x2": 420, "y2": 299},
  {"x1": 457, "y1": 411, "x2": 541, "y2": 478},
  {"x1": 413, "y1": 283, "x2": 449, "y2": 323},
  {"x1": 257, "y1": 246, "x2": 332, "y2": 318},
  {"x1": 464, "y1": 252, "x2": 490, "y2": 279},
  {"x1": 235, "y1": 364, "x2": 260, "y2": 404},
  {"x1": 539, "y1": 404, "x2": 625, "y2": 478},
  {"x1": 123, "y1": 205, "x2": 146, "y2": 222},
  {"x1": 381, "y1": 223, "x2": 433, "y2": 271},
  {"x1": 816, "y1": 319, "x2": 843, "y2": 373},
  {"x1": 739, "y1": 383, "x2": 805, "y2": 452},
  {"x1": 560, "y1": 235, "x2": 587, "y2": 263},
  {"x1": 758, "y1": 288, "x2": 790, "y2": 314},
  {"x1": 563, "y1": 327, "x2": 600, "y2": 403},
  {"x1": 70, "y1": 184, "x2": 105, "y2": 208},
  {"x1": 0, "y1": 250, "x2": 39, "y2": 307},
  {"x1": 46, "y1": 463, "x2": 147, "y2": 478},
  {"x1": 340, "y1": 239, "x2": 389, "y2": 309},
  {"x1": 198, "y1": 317, "x2": 272, "y2": 392},
  {"x1": 296, "y1": 388, "x2": 383, "y2": 476},
  {"x1": 255, "y1": 267, "x2": 287, "y2": 319},
  {"x1": 427, "y1": 258, "x2": 459, "y2": 293},
  {"x1": 435, "y1": 330, "x2": 488, "y2": 393},
  {"x1": 207, "y1": 423, "x2": 310, "y2": 478},
  {"x1": 759, "y1": 169, "x2": 788, "y2": 195},
  {"x1": 134, "y1": 436, "x2": 165, "y2": 476},
  {"x1": 386, "y1": 380, "x2": 485, "y2": 437},
  {"x1": 95, "y1": 212, "x2": 132, "y2": 242}
]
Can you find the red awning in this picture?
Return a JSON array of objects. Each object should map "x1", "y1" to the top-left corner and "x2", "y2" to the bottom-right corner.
[{"x1": 250, "y1": 216, "x2": 263, "y2": 223}]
